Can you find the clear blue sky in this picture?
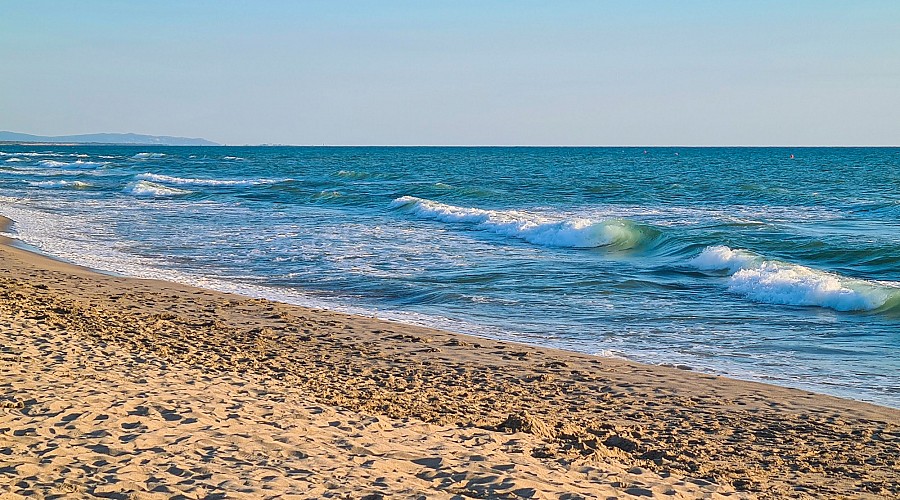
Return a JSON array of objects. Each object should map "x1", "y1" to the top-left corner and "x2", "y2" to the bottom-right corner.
[{"x1": 2, "y1": 1, "x2": 898, "y2": 145}]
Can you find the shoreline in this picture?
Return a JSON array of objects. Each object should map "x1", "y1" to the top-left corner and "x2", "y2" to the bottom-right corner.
[
  {"x1": 3, "y1": 212, "x2": 894, "y2": 411},
  {"x1": 1, "y1": 216, "x2": 898, "y2": 498},
  {"x1": 2, "y1": 213, "x2": 895, "y2": 411}
]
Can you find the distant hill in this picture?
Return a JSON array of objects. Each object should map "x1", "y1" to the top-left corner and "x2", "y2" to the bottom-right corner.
[{"x1": 0, "y1": 131, "x2": 220, "y2": 146}]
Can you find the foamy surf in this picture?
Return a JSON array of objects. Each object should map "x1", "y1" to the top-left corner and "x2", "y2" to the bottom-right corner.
[
  {"x1": 691, "y1": 245, "x2": 900, "y2": 311},
  {"x1": 3, "y1": 145, "x2": 900, "y2": 409},
  {"x1": 132, "y1": 152, "x2": 166, "y2": 159},
  {"x1": 136, "y1": 172, "x2": 286, "y2": 187},
  {"x1": 38, "y1": 159, "x2": 106, "y2": 169},
  {"x1": 124, "y1": 180, "x2": 192, "y2": 197},
  {"x1": 391, "y1": 196, "x2": 658, "y2": 249},
  {"x1": 30, "y1": 180, "x2": 93, "y2": 189}
]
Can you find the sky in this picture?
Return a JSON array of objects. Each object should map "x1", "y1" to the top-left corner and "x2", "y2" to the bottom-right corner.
[{"x1": 1, "y1": 1, "x2": 898, "y2": 146}]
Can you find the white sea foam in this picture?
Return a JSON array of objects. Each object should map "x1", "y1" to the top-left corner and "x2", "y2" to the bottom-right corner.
[
  {"x1": 1, "y1": 168, "x2": 62, "y2": 176},
  {"x1": 595, "y1": 349, "x2": 629, "y2": 360},
  {"x1": 391, "y1": 196, "x2": 654, "y2": 249},
  {"x1": 690, "y1": 245, "x2": 761, "y2": 273},
  {"x1": 38, "y1": 160, "x2": 68, "y2": 167},
  {"x1": 124, "y1": 180, "x2": 192, "y2": 197},
  {"x1": 690, "y1": 245, "x2": 899, "y2": 311},
  {"x1": 136, "y1": 172, "x2": 285, "y2": 186},
  {"x1": 5, "y1": 158, "x2": 24, "y2": 162},
  {"x1": 222, "y1": 156, "x2": 244, "y2": 160},
  {"x1": 132, "y1": 152, "x2": 166, "y2": 159},
  {"x1": 30, "y1": 180, "x2": 93, "y2": 189},
  {"x1": 38, "y1": 159, "x2": 105, "y2": 169}
]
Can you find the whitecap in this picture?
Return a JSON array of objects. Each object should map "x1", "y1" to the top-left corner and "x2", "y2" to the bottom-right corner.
[
  {"x1": 690, "y1": 245, "x2": 899, "y2": 311},
  {"x1": 37, "y1": 160, "x2": 68, "y2": 167},
  {"x1": 136, "y1": 172, "x2": 285, "y2": 186},
  {"x1": 38, "y1": 159, "x2": 106, "y2": 169},
  {"x1": 132, "y1": 152, "x2": 166, "y2": 159},
  {"x1": 5, "y1": 158, "x2": 25, "y2": 162},
  {"x1": 31, "y1": 180, "x2": 93, "y2": 189},
  {"x1": 690, "y1": 245, "x2": 761, "y2": 273},
  {"x1": 1, "y1": 167, "x2": 76, "y2": 176},
  {"x1": 124, "y1": 180, "x2": 192, "y2": 197},
  {"x1": 391, "y1": 196, "x2": 657, "y2": 249}
]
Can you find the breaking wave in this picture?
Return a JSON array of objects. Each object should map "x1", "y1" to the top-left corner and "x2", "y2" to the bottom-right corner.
[
  {"x1": 132, "y1": 152, "x2": 166, "y2": 159},
  {"x1": 690, "y1": 245, "x2": 900, "y2": 312},
  {"x1": 30, "y1": 180, "x2": 93, "y2": 189},
  {"x1": 124, "y1": 180, "x2": 192, "y2": 197},
  {"x1": 38, "y1": 159, "x2": 106, "y2": 169},
  {"x1": 136, "y1": 172, "x2": 286, "y2": 187},
  {"x1": 391, "y1": 196, "x2": 660, "y2": 250}
]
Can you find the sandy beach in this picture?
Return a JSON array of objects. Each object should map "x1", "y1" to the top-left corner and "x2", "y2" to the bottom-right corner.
[{"x1": 1, "y1": 215, "x2": 897, "y2": 499}]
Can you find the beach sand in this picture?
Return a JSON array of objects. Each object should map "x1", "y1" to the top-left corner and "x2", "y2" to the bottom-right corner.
[{"x1": 1, "y1": 215, "x2": 897, "y2": 499}]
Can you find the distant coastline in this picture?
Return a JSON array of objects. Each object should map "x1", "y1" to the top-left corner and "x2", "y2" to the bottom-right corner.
[{"x1": 0, "y1": 131, "x2": 219, "y2": 146}]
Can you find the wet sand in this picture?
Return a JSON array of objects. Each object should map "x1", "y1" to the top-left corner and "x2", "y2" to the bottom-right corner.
[{"x1": 1, "y1": 215, "x2": 898, "y2": 499}]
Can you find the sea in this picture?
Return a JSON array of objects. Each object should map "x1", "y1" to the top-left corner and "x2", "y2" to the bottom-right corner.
[{"x1": 1, "y1": 146, "x2": 898, "y2": 408}]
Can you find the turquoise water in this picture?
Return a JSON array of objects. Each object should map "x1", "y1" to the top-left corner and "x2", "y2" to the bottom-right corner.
[{"x1": 1, "y1": 146, "x2": 898, "y2": 407}]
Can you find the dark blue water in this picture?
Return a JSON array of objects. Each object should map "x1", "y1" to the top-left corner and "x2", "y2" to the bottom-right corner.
[{"x1": 2, "y1": 146, "x2": 898, "y2": 407}]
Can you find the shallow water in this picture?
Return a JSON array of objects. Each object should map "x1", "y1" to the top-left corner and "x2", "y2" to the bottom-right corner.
[{"x1": 2, "y1": 146, "x2": 898, "y2": 407}]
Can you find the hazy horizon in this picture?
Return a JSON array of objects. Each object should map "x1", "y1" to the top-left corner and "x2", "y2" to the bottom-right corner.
[
  {"x1": 4, "y1": 130, "x2": 898, "y2": 148},
  {"x1": 2, "y1": 1, "x2": 898, "y2": 146}
]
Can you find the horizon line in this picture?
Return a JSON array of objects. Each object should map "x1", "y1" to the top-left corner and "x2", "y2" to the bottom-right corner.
[
  {"x1": 216, "y1": 144, "x2": 900, "y2": 148},
  {"x1": 3, "y1": 141, "x2": 898, "y2": 148}
]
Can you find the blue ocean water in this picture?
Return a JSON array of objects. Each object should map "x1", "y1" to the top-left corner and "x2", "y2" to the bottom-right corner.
[{"x1": 1, "y1": 146, "x2": 898, "y2": 407}]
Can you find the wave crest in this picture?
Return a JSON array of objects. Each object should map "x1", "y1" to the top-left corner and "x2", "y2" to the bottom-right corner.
[
  {"x1": 391, "y1": 196, "x2": 658, "y2": 250},
  {"x1": 124, "y1": 180, "x2": 192, "y2": 197},
  {"x1": 690, "y1": 245, "x2": 900, "y2": 311},
  {"x1": 30, "y1": 180, "x2": 93, "y2": 189},
  {"x1": 38, "y1": 159, "x2": 105, "y2": 169},
  {"x1": 136, "y1": 172, "x2": 285, "y2": 187}
]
